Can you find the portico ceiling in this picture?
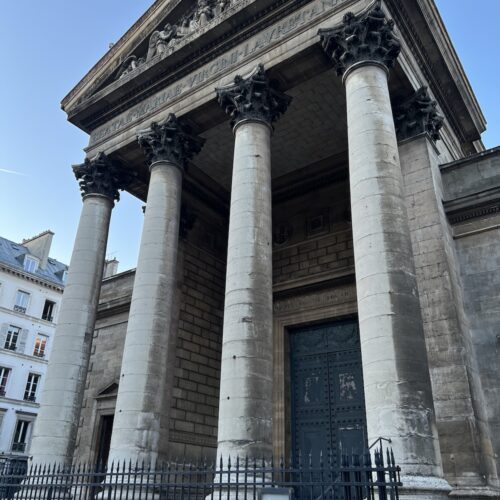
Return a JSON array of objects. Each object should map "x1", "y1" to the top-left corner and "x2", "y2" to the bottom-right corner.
[
  {"x1": 114, "y1": 44, "x2": 410, "y2": 204},
  {"x1": 197, "y1": 66, "x2": 347, "y2": 190}
]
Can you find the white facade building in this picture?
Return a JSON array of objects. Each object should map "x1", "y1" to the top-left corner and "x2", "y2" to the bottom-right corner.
[{"x1": 0, "y1": 231, "x2": 67, "y2": 459}]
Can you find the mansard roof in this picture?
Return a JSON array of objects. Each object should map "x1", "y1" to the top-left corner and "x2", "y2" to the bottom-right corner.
[
  {"x1": 0, "y1": 236, "x2": 68, "y2": 288},
  {"x1": 61, "y1": 0, "x2": 486, "y2": 150}
]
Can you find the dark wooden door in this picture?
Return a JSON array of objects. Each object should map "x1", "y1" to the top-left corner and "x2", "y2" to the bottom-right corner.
[{"x1": 290, "y1": 319, "x2": 367, "y2": 469}]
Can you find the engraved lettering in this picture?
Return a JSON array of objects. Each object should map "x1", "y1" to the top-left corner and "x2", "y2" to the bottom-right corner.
[{"x1": 89, "y1": 0, "x2": 343, "y2": 147}]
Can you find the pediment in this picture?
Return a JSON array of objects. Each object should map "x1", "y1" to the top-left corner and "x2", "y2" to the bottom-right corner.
[
  {"x1": 62, "y1": 0, "x2": 272, "y2": 132},
  {"x1": 96, "y1": 382, "x2": 119, "y2": 397}
]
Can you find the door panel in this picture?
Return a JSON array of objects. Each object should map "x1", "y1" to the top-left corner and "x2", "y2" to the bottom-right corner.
[{"x1": 290, "y1": 319, "x2": 367, "y2": 470}]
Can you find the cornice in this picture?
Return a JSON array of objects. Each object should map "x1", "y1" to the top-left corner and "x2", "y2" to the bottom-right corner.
[
  {"x1": 0, "y1": 265, "x2": 65, "y2": 293},
  {"x1": 65, "y1": 0, "x2": 332, "y2": 133},
  {"x1": 384, "y1": 0, "x2": 485, "y2": 151},
  {"x1": 0, "y1": 346, "x2": 49, "y2": 365},
  {"x1": 440, "y1": 145, "x2": 500, "y2": 173},
  {"x1": 444, "y1": 186, "x2": 500, "y2": 225},
  {"x1": 62, "y1": 0, "x2": 171, "y2": 110},
  {"x1": 0, "y1": 396, "x2": 39, "y2": 409}
]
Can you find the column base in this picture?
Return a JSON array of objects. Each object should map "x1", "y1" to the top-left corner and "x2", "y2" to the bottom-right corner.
[
  {"x1": 449, "y1": 485, "x2": 500, "y2": 500},
  {"x1": 400, "y1": 475, "x2": 452, "y2": 500}
]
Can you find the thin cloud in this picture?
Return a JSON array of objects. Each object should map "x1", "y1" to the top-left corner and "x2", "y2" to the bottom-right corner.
[{"x1": 0, "y1": 168, "x2": 26, "y2": 176}]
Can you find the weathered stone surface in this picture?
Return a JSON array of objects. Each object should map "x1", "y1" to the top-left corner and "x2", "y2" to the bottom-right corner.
[
  {"x1": 72, "y1": 152, "x2": 130, "y2": 202},
  {"x1": 394, "y1": 88, "x2": 444, "y2": 142},
  {"x1": 216, "y1": 64, "x2": 291, "y2": 129},
  {"x1": 137, "y1": 113, "x2": 204, "y2": 167},
  {"x1": 215, "y1": 119, "x2": 275, "y2": 460},
  {"x1": 343, "y1": 61, "x2": 449, "y2": 496},
  {"x1": 30, "y1": 193, "x2": 114, "y2": 465},
  {"x1": 319, "y1": 0, "x2": 400, "y2": 77},
  {"x1": 400, "y1": 135, "x2": 499, "y2": 496}
]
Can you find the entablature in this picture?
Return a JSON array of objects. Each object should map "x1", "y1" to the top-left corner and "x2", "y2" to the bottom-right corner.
[{"x1": 63, "y1": 0, "x2": 487, "y2": 162}]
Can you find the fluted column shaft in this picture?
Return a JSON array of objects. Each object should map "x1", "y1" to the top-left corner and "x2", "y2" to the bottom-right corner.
[
  {"x1": 108, "y1": 114, "x2": 204, "y2": 465},
  {"x1": 30, "y1": 154, "x2": 122, "y2": 465},
  {"x1": 215, "y1": 65, "x2": 291, "y2": 460}
]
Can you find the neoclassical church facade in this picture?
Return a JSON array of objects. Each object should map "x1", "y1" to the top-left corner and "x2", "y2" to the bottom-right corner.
[{"x1": 29, "y1": 0, "x2": 500, "y2": 498}]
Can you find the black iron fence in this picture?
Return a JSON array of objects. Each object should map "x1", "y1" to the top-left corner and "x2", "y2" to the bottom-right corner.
[{"x1": 0, "y1": 447, "x2": 401, "y2": 499}]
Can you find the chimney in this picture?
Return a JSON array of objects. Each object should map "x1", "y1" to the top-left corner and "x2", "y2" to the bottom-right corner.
[
  {"x1": 21, "y1": 230, "x2": 54, "y2": 269},
  {"x1": 103, "y1": 258, "x2": 119, "y2": 278}
]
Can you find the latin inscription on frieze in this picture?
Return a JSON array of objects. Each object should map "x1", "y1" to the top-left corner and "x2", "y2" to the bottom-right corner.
[
  {"x1": 89, "y1": 0, "x2": 347, "y2": 147},
  {"x1": 273, "y1": 285, "x2": 356, "y2": 314}
]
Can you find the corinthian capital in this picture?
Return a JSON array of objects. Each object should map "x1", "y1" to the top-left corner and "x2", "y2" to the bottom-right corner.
[
  {"x1": 216, "y1": 64, "x2": 292, "y2": 130},
  {"x1": 72, "y1": 152, "x2": 128, "y2": 203},
  {"x1": 319, "y1": 0, "x2": 401, "y2": 77},
  {"x1": 137, "y1": 114, "x2": 205, "y2": 168},
  {"x1": 394, "y1": 87, "x2": 444, "y2": 142}
]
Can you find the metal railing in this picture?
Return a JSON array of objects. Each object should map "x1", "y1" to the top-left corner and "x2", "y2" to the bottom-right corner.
[{"x1": 0, "y1": 446, "x2": 401, "y2": 499}]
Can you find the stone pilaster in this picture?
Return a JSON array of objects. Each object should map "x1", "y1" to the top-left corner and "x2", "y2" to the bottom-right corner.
[
  {"x1": 396, "y1": 90, "x2": 499, "y2": 497},
  {"x1": 107, "y1": 114, "x2": 204, "y2": 465},
  {"x1": 215, "y1": 64, "x2": 291, "y2": 460},
  {"x1": 320, "y1": 2, "x2": 450, "y2": 498},
  {"x1": 29, "y1": 153, "x2": 126, "y2": 465}
]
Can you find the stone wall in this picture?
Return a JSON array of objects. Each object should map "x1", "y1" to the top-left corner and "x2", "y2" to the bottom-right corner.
[
  {"x1": 168, "y1": 242, "x2": 226, "y2": 459},
  {"x1": 442, "y1": 148, "x2": 500, "y2": 483},
  {"x1": 74, "y1": 270, "x2": 134, "y2": 463},
  {"x1": 455, "y1": 225, "x2": 500, "y2": 479},
  {"x1": 273, "y1": 179, "x2": 353, "y2": 286},
  {"x1": 399, "y1": 136, "x2": 498, "y2": 493}
]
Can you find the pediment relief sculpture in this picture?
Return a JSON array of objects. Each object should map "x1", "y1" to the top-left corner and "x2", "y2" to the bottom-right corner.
[{"x1": 116, "y1": 0, "x2": 232, "y2": 81}]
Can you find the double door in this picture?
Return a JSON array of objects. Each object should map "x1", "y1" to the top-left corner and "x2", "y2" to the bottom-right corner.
[{"x1": 290, "y1": 319, "x2": 367, "y2": 469}]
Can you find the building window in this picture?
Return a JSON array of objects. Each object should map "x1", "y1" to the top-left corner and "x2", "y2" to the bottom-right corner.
[
  {"x1": 0, "y1": 366, "x2": 10, "y2": 396},
  {"x1": 12, "y1": 419, "x2": 31, "y2": 453},
  {"x1": 23, "y1": 256, "x2": 39, "y2": 274},
  {"x1": 33, "y1": 335, "x2": 48, "y2": 358},
  {"x1": 4, "y1": 325, "x2": 21, "y2": 351},
  {"x1": 41, "y1": 300, "x2": 56, "y2": 322},
  {"x1": 62, "y1": 270, "x2": 68, "y2": 283},
  {"x1": 24, "y1": 373, "x2": 40, "y2": 402},
  {"x1": 14, "y1": 291, "x2": 30, "y2": 314}
]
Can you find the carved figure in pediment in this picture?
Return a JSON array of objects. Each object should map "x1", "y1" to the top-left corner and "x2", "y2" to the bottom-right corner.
[
  {"x1": 147, "y1": 23, "x2": 180, "y2": 60},
  {"x1": 116, "y1": 55, "x2": 145, "y2": 79},
  {"x1": 147, "y1": 31, "x2": 161, "y2": 60},
  {"x1": 177, "y1": 18, "x2": 191, "y2": 37},
  {"x1": 214, "y1": 0, "x2": 230, "y2": 16},
  {"x1": 157, "y1": 23, "x2": 178, "y2": 55},
  {"x1": 190, "y1": 0, "x2": 214, "y2": 30}
]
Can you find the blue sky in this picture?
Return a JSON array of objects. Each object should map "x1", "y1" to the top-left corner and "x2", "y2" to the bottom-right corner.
[{"x1": 0, "y1": 0, "x2": 498, "y2": 271}]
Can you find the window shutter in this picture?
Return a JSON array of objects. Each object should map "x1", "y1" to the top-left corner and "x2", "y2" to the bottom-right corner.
[
  {"x1": 18, "y1": 329, "x2": 29, "y2": 354},
  {"x1": 0, "y1": 324, "x2": 7, "y2": 348}
]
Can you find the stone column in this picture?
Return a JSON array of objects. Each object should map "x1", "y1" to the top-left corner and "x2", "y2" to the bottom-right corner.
[
  {"x1": 107, "y1": 114, "x2": 204, "y2": 465},
  {"x1": 29, "y1": 153, "x2": 125, "y2": 465},
  {"x1": 395, "y1": 90, "x2": 500, "y2": 497},
  {"x1": 215, "y1": 65, "x2": 291, "y2": 460},
  {"x1": 319, "y1": 3, "x2": 450, "y2": 498}
]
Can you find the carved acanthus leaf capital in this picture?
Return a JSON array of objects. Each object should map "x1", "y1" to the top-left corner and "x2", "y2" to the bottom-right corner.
[
  {"x1": 216, "y1": 64, "x2": 292, "y2": 129},
  {"x1": 72, "y1": 152, "x2": 130, "y2": 203},
  {"x1": 394, "y1": 87, "x2": 444, "y2": 142},
  {"x1": 137, "y1": 114, "x2": 205, "y2": 168},
  {"x1": 319, "y1": 0, "x2": 401, "y2": 77}
]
